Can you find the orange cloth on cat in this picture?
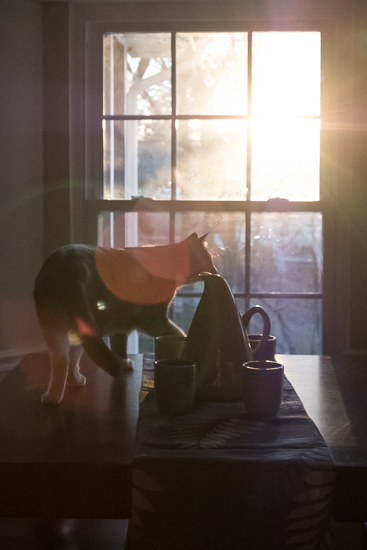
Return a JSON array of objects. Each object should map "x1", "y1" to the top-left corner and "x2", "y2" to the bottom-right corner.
[{"x1": 94, "y1": 241, "x2": 191, "y2": 304}]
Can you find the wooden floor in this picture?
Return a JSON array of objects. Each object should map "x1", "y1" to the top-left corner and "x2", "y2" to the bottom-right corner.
[
  {"x1": 0, "y1": 519, "x2": 366, "y2": 550},
  {"x1": 0, "y1": 518, "x2": 128, "y2": 549}
]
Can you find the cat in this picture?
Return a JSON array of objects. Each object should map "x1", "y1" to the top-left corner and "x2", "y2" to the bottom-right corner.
[{"x1": 34, "y1": 233, "x2": 217, "y2": 404}]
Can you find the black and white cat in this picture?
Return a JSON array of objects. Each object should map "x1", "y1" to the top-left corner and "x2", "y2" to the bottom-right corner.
[{"x1": 34, "y1": 233, "x2": 216, "y2": 404}]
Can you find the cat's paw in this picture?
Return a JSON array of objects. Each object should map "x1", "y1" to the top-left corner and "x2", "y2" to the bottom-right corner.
[
  {"x1": 67, "y1": 372, "x2": 87, "y2": 387},
  {"x1": 121, "y1": 358, "x2": 134, "y2": 371},
  {"x1": 41, "y1": 391, "x2": 63, "y2": 405},
  {"x1": 113, "y1": 358, "x2": 134, "y2": 383}
]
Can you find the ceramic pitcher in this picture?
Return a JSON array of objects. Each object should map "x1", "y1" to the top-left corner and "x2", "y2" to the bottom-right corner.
[{"x1": 184, "y1": 273, "x2": 270, "y2": 401}]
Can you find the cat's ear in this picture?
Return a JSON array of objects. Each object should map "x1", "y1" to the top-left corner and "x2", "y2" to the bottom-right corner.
[{"x1": 186, "y1": 232, "x2": 209, "y2": 244}]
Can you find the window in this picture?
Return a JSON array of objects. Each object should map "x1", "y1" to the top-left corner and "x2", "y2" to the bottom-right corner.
[{"x1": 87, "y1": 27, "x2": 326, "y2": 355}]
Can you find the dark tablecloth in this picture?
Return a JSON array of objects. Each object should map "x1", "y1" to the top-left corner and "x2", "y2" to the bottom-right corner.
[{"x1": 128, "y1": 355, "x2": 335, "y2": 550}]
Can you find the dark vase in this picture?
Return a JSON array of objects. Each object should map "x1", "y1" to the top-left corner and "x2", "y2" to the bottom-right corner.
[{"x1": 184, "y1": 273, "x2": 253, "y2": 401}]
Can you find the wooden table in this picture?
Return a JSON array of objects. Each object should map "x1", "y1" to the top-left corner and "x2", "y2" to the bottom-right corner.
[
  {"x1": 283, "y1": 354, "x2": 367, "y2": 522},
  {"x1": 0, "y1": 352, "x2": 143, "y2": 519},
  {"x1": 0, "y1": 353, "x2": 366, "y2": 521}
]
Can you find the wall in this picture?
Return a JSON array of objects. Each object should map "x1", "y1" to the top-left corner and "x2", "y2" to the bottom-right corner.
[
  {"x1": 43, "y1": 1, "x2": 72, "y2": 256},
  {"x1": 349, "y1": 6, "x2": 367, "y2": 352},
  {"x1": 0, "y1": 0, "x2": 44, "y2": 361}
]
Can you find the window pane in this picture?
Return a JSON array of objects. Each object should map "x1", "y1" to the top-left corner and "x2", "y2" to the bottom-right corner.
[
  {"x1": 251, "y1": 212, "x2": 323, "y2": 293},
  {"x1": 103, "y1": 120, "x2": 171, "y2": 199},
  {"x1": 98, "y1": 30, "x2": 325, "y2": 355},
  {"x1": 97, "y1": 211, "x2": 170, "y2": 248},
  {"x1": 175, "y1": 212, "x2": 246, "y2": 293},
  {"x1": 171, "y1": 296, "x2": 202, "y2": 334},
  {"x1": 177, "y1": 32, "x2": 247, "y2": 115},
  {"x1": 177, "y1": 120, "x2": 247, "y2": 199},
  {"x1": 138, "y1": 295, "x2": 204, "y2": 358},
  {"x1": 103, "y1": 33, "x2": 172, "y2": 116},
  {"x1": 251, "y1": 119, "x2": 320, "y2": 200},
  {"x1": 249, "y1": 298, "x2": 322, "y2": 355},
  {"x1": 103, "y1": 121, "x2": 124, "y2": 199},
  {"x1": 252, "y1": 32, "x2": 321, "y2": 116}
]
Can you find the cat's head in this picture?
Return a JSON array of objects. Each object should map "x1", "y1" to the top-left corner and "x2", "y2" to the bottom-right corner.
[{"x1": 185, "y1": 233, "x2": 218, "y2": 281}]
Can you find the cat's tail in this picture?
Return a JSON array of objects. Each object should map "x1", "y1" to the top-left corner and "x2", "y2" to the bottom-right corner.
[{"x1": 82, "y1": 337, "x2": 121, "y2": 378}]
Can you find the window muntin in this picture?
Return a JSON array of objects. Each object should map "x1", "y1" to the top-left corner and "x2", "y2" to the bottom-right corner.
[{"x1": 95, "y1": 30, "x2": 323, "y2": 354}]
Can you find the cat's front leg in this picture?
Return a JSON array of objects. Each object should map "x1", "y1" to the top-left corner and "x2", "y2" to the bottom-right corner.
[
  {"x1": 41, "y1": 332, "x2": 71, "y2": 404},
  {"x1": 67, "y1": 345, "x2": 87, "y2": 387},
  {"x1": 110, "y1": 333, "x2": 134, "y2": 371}
]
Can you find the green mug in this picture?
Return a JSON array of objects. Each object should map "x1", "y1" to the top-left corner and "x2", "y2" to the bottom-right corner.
[
  {"x1": 155, "y1": 335, "x2": 186, "y2": 360},
  {"x1": 154, "y1": 359, "x2": 196, "y2": 415}
]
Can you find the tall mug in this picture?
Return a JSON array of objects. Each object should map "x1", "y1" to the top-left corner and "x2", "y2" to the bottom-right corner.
[
  {"x1": 243, "y1": 361, "x2": 284, "y2": 417},
  {"x1": 154, "y1": 359, "x2": 196, "y2": 415}
]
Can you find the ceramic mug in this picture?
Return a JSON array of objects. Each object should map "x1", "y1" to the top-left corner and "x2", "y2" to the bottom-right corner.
[
  {"x1": 249, "y1": 335, "x2": 277, "y2": 361},
  {"x1": 154, "y1": 359, "x2": 196, "y2": 415},
  {"x1": 155, "y1": 335, "x2": 186, "y2": 361},
  {"x1": 243, "y1": 360, "x2": 284, "y2": 417}
]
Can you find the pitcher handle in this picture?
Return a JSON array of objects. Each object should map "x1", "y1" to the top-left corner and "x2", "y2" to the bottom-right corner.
[{"x1": 241, "y1": 306, "x2": 271, "y2": 357}]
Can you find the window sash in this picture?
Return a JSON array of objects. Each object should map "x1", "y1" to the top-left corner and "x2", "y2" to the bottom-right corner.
[
  {"x1": 87, "y1": 200, "x2": 324, "y2": 303},
  {"x1": 86, "y1": 23, "x2": 328, "y2": 201},
  {"x1": 98, "y1": 30, "x2": 321, "y2": 203}
]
